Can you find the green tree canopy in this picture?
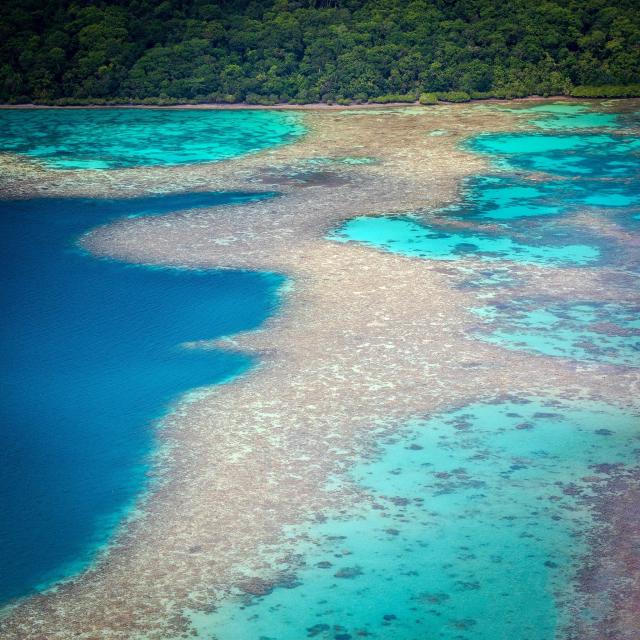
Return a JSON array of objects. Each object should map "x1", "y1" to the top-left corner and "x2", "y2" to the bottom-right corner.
[{"x1": 1, "y1": 0, "x2": 638, "y2": 103}]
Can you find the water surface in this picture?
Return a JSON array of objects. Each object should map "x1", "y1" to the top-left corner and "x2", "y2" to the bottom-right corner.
[
  {"x1": 0, "y1": 108, "x2": 304, "y2": 169},
  {"x1": 0, "y1": 191, "x2": 284, "y2": 605},
  {"x1": 199, "y1": 399, "x2": 639, "y2": 640},
  {"x1": 2, "y1": 103, "x2": 638, "y2": 637}
]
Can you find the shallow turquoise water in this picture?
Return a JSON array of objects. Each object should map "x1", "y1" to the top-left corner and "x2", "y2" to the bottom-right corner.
[
  {"x1": 198, "y1": 399, "x2": 640, "y2": 640},
  {"x1": 505, "y1": 102, "x2": 621, "y2": 130},
  {"x1": 290, "y1": 103, "x2": 640, "y2": 639},
  {"x1": 332, "y1": 106, "x2": 639, "y2": 267},
  {"x1": 331, "y1": 100, "x2": 639, "y2": 356},
  {"x1": 461, "y1": 175, "x2": 640, "y2": 221},
  {"x1": 333, "y1": 215, "x2": 601, "y2": 266},
  {"x1": 531, "y1": 112, "x2": 619, "y2": 130},
  {"x1": 0, "y1": 109, "x2": 304, "y2": 169},
  {"x1": 472, "y1": 301, "x2": 640, "y2": 367},
  {"x1": 471, "y1": 132, "x2": 639, "y2": 177}
]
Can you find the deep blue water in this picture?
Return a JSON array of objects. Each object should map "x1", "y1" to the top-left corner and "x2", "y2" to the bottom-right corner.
[{"x1": 0, "y1": 191, "x2": 282, "y2": 605}]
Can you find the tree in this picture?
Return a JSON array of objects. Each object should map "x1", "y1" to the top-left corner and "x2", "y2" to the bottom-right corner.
[{"x1": 0, "y1": 0, "x2": 638, "y2": 104}]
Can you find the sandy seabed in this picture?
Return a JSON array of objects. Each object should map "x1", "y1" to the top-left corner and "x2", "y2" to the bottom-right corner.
[{"x1": 0, "y1": 102, "x2": 638, "y2": 639}]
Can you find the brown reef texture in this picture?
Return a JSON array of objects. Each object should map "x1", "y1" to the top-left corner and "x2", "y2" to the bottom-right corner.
[
  {"x1": 0, "y1": 102, "x2": 638, "y2": 639},
  {"x1": 566, "y1": 469, "x2": 640, "y2": 640}
]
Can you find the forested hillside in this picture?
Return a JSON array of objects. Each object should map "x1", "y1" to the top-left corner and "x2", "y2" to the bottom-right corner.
[{"x1": 1, "y1": 0, "x2": 639, "y2": 105}]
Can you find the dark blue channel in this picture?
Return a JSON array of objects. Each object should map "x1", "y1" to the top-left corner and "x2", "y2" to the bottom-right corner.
[{"x1": 0, "y1": 191, "x2": 281, "y2": 604}]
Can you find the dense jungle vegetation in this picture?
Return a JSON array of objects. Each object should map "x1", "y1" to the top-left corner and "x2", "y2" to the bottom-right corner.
[{"x1": 1, "y1": 0, "x2": 639, "y2": 105}]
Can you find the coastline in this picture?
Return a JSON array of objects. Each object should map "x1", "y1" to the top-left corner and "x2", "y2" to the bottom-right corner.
[
  {"x1": 1, "y1": 101, "x2": 639, "y2": 638},
  {"x1": 0, "y1": 95, "x2": 599, "y2": 111}
]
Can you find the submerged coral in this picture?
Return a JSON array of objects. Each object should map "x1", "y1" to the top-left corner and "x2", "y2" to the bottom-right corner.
[{"x1": 0, "y1": 100, "x2": 638, "y2": 639}]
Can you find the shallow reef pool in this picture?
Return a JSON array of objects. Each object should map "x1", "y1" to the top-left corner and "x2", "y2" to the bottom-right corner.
[
  {"x1": 331, "y1": 103, "x2": 639, "y2": 269},
  {"x1": 196, "y1": 399, "x2": 640, "y2": 640},
  {"x1": 472, "y1": 300, "x2": 640, "y2": 367},
  {"x1": 0, "y1": 108, "x2": 304, "y2": 169},
  {"x1": 333, "y1": 214, "x2": 601, "y2": 266},
  {"x1": 505, "y1": 102, "x2": 622, "y2": 131},
  {"x1": 471, "y1": 132, "x2": 640, "y2": 177}
]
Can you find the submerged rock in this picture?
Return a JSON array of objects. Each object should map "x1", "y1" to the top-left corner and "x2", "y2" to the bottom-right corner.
[
  {"x1": 237, "y1": 577, "x2": 274, "y2": 597},
  {"x1": 334, "y1": 566, "x2": 363, "y2": 579},
  {"x1": 306, "y1": 623, "x2": 330, "y2": 637}
]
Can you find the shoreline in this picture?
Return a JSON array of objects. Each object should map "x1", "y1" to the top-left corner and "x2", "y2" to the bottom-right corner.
[
  {"x1": 1, "y1": 101, "x2": 639, "y2": 638},
  {"x1": 0, "y1": 95, "x2": 600, "y2": 111}
]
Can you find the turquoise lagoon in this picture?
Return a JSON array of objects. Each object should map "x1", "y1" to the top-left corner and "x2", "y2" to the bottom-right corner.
[
  {"x1": 0, "y1": 108, "x2": 304, "y2": 169},
  {"x1": 0, "y1": 108, "x2": 304, "y2": 605},
  {"x1": 198, "y1": 399, "x2": 640, "y2": 640}
]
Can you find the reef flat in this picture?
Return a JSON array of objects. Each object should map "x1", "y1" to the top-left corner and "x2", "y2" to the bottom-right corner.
[{"x1": 0, "y1": 101, "x2": 638, "y2": 638}]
